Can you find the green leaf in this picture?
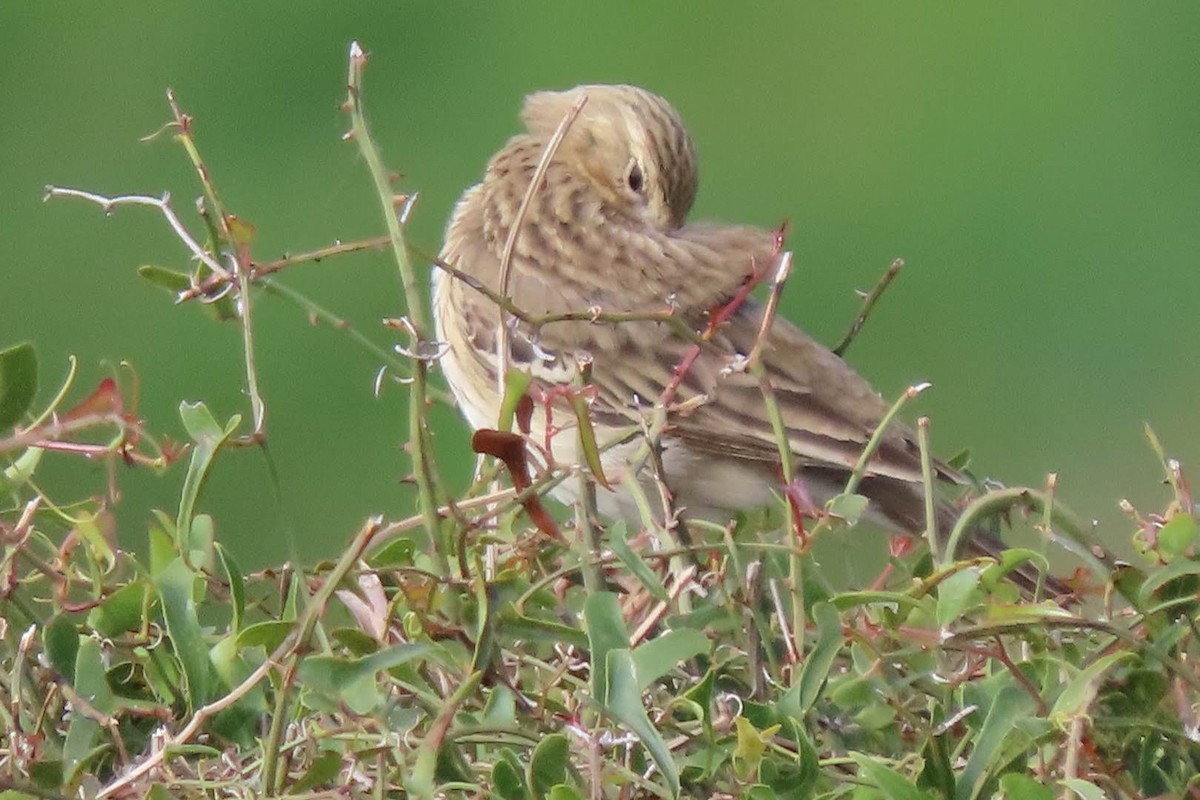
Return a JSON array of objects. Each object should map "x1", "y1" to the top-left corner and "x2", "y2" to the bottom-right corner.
[
  {"x1": 683, "y1": 668, "x2": 716, "y2": 729},
  {"x1": 500, "y1": 611, "x2": 589, "y2": 649},
  {"x1": 42, "y1": 615, "x2": 79, "y2": 683},
  {"x1": 548, "y1": 787, "x2": 583, "y2": 800},
  {"x1": 633, "y1": 628, "x2": 710, "y2": 691},
  {"x1": 826, "y1": 492, "x2": 869, "y2": 525},
  {"x1": 471, "y1": 576, "x2": 497, "y2": 674},
  {"x1": 601, "y1": 649, "x2": 680, "y2": 797},
  {"x1": 795, "y1": 602, "x2": 842, "y2": 715},
  {"x1": 733, "y1": 716, "x2": 781, "y2": 781},
  {"x1": 1156, "y1": 513, "x2": 1197, "y2": 559},
  {"x1": 998, "y1": 775, "x2": 1053, "y2": 800},
  {"x1": 88, "y1": 580, "x2": 150, "y2": 638},
  {"x1": 584, "y1": 592, "x2": 630, "y2": 706},
  {"x1": 214, "y1": 543, "x2": 245, "y2": 633},
  {"x1": 493, "y1": 757, "x2": 529, "y2": 800},
  {"x1": 291, "y1": 750, "x2": 344, "y2": 792},
  {"x1": 137, "y1": 264, "x2": 192, "y2": 292},
  {"x1": 568, "y1": 389, "x2": 609, "y2": 489},
  {"x1": 369, "y1": 536, "x2": 416, "y2": 567},
  {"x1": 177, "y1": 401, "x2": 239, "y2": 559},
  {"x1": 235, "y1": 620, "x2": 293, "y2": 651},
  {"x1": 609, "y1": 523, "x2": 669, "y2": 601},
  {"x1": 850, "y1": 753, "x2": 935, "y2": 800},
  {"x1": 982, "y1": 548, "x2": 1050, "y2": 589},
  {"x1": 955, "y1": 684, "x2": 1035, "y2": 800},
  {"x1": 62, "y1": 637, "x2": 115, "y2": 784},
  {"x1": 776, "y1": 718, "x2": 821, "y2": 798},
  {"x1": 154, "y1": 557, "x2": 212, "y2": 710},
  {"x1": 829, "y1": 590, "x2": 925, "y2": 612},
  {"x1": 1061, "y1": 778, "x2": 1106, "y2": 800},
  {"x1": 528, "y1": 733, "x2": 569, "y2": 800},
  {"x1": 1136, "y1": 557, "x2": 1200, "y2": 609},
  {"x1": 920, "y1": 729, "x2": 956, "y2": 799},
  {"x1": 0, "y1": 790, "x2": 41, "y2": 800},
  {"x1": 0, "y1": 342, "x2": 37, "y2": 430},
  {"x1": 936, "y1": 566, "x2": 981, "y2": 627},
  {"x1": 297, "y1": 643, "x2": 433, "y2": 715},
  {"x1": 1, "y1": 445, "x2": 43, "y2": 490},
  {"x1": 483, "y1": 685, "x2": 518, "y2": 727},
  {"x1": 147, "y1": 510, "x2": 177, "y2": 577},
  {"x1": 498, "y1": 368, "x2": 533, "y2": 432},
  {"x1": 1051, "y1": 651, "x2": 1135, "y2": 724},
  {"x1": 74, "y1": 509, "x2": 116, "y2": 572}
]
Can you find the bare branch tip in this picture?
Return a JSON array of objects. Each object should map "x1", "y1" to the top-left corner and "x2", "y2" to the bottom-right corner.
[{"x1": 774, "y1": 251, "x2": 794, "y2": 283}]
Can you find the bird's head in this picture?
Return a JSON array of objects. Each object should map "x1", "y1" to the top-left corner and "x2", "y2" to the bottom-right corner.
[{"x1": 520, "y1": 84, "x2": 698, "y2": 231}]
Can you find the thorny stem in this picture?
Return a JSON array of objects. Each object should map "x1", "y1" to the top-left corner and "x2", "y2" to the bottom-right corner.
[
  {"x1": 176, "y1": 235, "x2": 392, "y2": 301},
  {"x1": 744, "y1": 252, "x2": 806, "y2": 668},
  {"x1": 164, "y1": 91, "x2": 267, "y2": 437},
  {"x1": 344, "y1": 42, "x2": 442, "y2": 550},
  {"x1": 833, "y1": 257, "x2": 904, "y2": 357}
]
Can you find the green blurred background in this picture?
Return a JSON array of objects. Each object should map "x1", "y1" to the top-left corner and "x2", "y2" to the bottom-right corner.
[{"x1": 3, "y1": 5, "x2": 1198, "y2": 572}]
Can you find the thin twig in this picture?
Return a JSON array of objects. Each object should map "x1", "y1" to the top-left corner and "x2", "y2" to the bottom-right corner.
[
  {"x1": 746, "y1": 250, "x2": 793, "y2": 368},
  {"x1": 743, "y1": 251, "x2": 806, "y2": 664},
  {"x1": 344, "y1": 41, "x2": 442, "y2": 547},
  {"x1": 42, "y1": 186, "x2": 231, "y2": 280},
  {"x1": 917, "y1": 417, "x2": 940, "y2": 565},
  {"x1": 160, "y1": 92, "x2": 268, "y2": 436},
  {"x1": 176, "y1": 235, "x2": 391, "y2": 301},
  {"x1": 833, "y1": 257, "x2": 904, "y2": 357},
  {"x1": 0, "y1": 412, "x2": 144, "y2": 457},
  {"x1": 842, "y1": 382, "x2": 930, "y2": 498}
]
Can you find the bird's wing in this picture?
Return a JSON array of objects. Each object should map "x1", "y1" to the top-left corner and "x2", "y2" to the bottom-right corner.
[
  {"x1": 679, "y1": 303, "x2": 936, "y2": 483},
  {"x1": 577, "y1": 301, "x2": 941, "y2": 485}
]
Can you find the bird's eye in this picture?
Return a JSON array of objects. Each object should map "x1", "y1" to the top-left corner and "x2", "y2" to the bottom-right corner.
[{"x1": 627, "y1": 161, "x2": 645, "y2": 194}]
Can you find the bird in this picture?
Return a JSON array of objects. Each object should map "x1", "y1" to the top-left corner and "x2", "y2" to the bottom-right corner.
[{"x1": 432, "y1": 83, "x2": 1057, "y2": 591}]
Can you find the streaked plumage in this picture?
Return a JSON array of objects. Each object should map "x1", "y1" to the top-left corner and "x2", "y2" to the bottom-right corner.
[{"x1": 433, "y1": 84, "x2": 1033, "y2": 581}]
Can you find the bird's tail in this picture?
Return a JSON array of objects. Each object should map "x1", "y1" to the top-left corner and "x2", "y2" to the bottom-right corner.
[{"x1": 856, "y1": 473, "x2": 1071, "y2": 596}]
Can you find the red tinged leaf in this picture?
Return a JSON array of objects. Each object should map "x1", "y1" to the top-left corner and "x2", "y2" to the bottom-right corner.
[
  {"x1": 471, "y1": 429, "x2": 562, "y2": 541},
  {"x1": 62, "y1": 378, "x2": 123, "y2": 422},
  {"x1": 515, "y1": 393, "x2": 534, "y2": 436},
  {"x1": 887, "y1": 534, "x2": 915, "y2": 559},
  {"x1": 783, "y1": 477, "x2": 821, "y2": 549}
]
